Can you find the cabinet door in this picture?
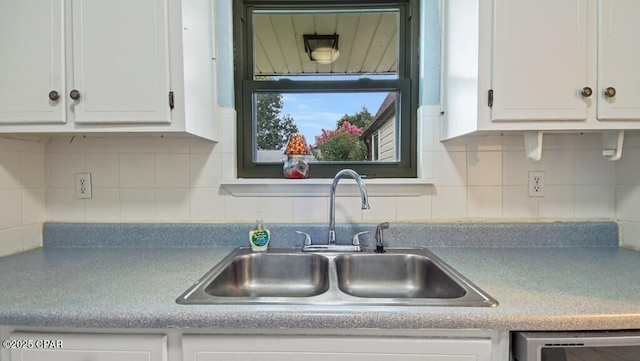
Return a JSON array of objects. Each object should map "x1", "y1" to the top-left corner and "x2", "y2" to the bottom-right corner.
[
  {"x1": 183, "y1": 336, "x2": 492, "y2": 361},
  {"x1": 9, "y1": 333, "x2": 167, "y2": 361},
  {"x1": 71, "y1": 0, "x2": 171, "y2": 124},
  {"x1": 0, "y1": 0, "x2": 65, "y2": 124},
  {"x1": 490, "y1": 0, "x2": 590, "y2": 122},
  {"x1": 597, "y1": 0, "x2": 640, "y2": 120}
]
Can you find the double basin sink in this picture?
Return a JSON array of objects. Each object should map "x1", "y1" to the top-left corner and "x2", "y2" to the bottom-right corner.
[{"x1": 176, "y1": 247, "x2": 497, "y2": 307}]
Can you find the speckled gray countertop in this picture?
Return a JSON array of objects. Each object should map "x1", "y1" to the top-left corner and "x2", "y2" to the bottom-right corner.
[{"x1": 1, "y1": 222, "x2": 639, "y2": 331}]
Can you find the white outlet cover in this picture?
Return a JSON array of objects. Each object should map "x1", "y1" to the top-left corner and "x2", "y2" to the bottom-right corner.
[
  {"x1": 75, "y1": 173, "x2": 92, "y2": 199},
  {"x1": 528, "y1": 171, "x2": 544, "y2": 197}
]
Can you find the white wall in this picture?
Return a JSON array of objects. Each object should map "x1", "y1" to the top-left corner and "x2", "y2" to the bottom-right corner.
[
  {"x1": 0, "y1": 119, "x2": 633, "y2": 257},
  {"x1": 42, "y1": 112, "x2": 616, "y2": 224},
  {"x1": 0, "y1": 137, "x2": 46, "y2": 256},
  {"x1": 615, "y1": 132, "x2": 640, "y2": 249},
  {"x1": 425, "y1": 126, "x2": 615, "y2": 221}
]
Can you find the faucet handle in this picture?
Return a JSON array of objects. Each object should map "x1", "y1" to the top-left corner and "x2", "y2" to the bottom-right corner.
[
  {"x1": 375, "y1": 222, "x2": 389, "y2": 253},
  {"x1": 351, "y1": 231, "x2": 369, "y2": 246},
  {"x1": 295, "y1": 231, "x2": 313, "y2": 246}
]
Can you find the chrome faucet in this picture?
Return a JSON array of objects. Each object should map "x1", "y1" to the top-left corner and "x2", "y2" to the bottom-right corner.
[
  {"x1": 328, "y1": 169, "x2": 370, "y2": 245},
  {"x1": 297, "y1": 169, "x2": 370, "y2": 252}
]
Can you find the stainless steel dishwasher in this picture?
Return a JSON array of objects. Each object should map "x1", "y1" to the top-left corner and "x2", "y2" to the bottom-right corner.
[{"x1": 513, "y1": 331, "x2": 640, "y2": 361}]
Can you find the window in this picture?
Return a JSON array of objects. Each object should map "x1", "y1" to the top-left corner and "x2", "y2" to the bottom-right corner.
[
  {"x1": 234, "y1": 0, "x2": 419, "y2": 178},
  {"x1": 371, "y1": 132, "x2": 380, "y2": 161}
]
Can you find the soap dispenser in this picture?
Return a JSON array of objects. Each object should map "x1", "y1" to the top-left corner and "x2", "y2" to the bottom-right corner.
[{"x1": 249, "y1": 219, "x2": 270, "y2": 251}]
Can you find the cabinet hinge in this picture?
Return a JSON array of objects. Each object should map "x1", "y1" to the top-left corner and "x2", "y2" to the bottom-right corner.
[
  {"x1": 488, "y1": 89, "x2": 494, "y2": 108},
  {"x1": 169, "y1": 91, "x2": 175, "y2": 110}
]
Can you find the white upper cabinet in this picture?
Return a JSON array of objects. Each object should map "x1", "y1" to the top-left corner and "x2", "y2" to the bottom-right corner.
[
  {"x1": 0, "y1": 0, "x2": 217, "y2": 140},
  {"x1": 597, "y1": 0, "x2": 640, "y2": 121},
  {"x1": 71, "y1": 0, "x2": 171, "y2": 124},
  {"x1": 442, "y1": 0, "x2": 640, "y2": 139},
  {"x1": 0, "y1": 0, "x2": 65, "y2": 124},
  {"x1": 491, "y1": 0, "x2": 589, "y2": 122}
]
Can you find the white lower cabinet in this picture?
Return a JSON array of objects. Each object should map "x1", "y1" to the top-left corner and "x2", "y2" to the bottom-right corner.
[
  {"x1": 182, "y1": 335, "x2": 492, "y2": 361},
  {"x1": 9, "y1": 333, "x2": 167, "y2": 361}
]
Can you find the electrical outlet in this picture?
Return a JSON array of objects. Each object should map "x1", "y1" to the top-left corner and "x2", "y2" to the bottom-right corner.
[
  {"x1": 528, "y1": 171, "x2": 544, "y2": 197},
  {"x1": 75, "y1": 172, "x2": 92, "y2": 199}
]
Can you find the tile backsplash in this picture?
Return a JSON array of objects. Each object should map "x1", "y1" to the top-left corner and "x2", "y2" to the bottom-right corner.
[
  {"x1": 615, "y1": 132, "x2": 640, "y2": 249},
  {"x1": 2, "y1": 120, "x2": 640, "y2": 256},
  {"x1": 0, "y1": 137, "x2": 45, "y2": 256},
  {"x1": 43, "y1": 122, "x2": 616, "y2": 224}
]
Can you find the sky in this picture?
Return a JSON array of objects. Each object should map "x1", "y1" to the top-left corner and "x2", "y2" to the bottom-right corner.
[
  {"x1": 268, "y1": 74, "x2": 396, "y2": 146},
  {"x1": 280, "y1": 92, "x2": 388, "y2": 145}
]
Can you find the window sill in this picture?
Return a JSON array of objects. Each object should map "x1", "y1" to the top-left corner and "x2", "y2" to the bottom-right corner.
[{"x1": 220, "y1": 178, "x2": 433, "y2": 197}]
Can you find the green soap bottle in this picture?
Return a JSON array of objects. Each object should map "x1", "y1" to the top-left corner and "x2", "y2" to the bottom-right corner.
[{"x1": 249, "y1": 219, "x2": 270, "y2": 251}]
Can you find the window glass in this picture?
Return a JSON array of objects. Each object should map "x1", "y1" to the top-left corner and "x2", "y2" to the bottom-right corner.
[
  {"x1": 253, "y1": 90, "x2": 399, "y2": 163},
  {"x1": 235, "y1": 0, "x2": 418, "y2": 178},
  {"x1": 371, "y1": 132, "x2": 380, "y2": 161},
  {"x1": 252, "y1": 11, "x2": 399, "y2": 78}
]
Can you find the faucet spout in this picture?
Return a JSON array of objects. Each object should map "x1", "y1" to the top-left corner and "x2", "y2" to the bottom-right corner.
[{"x1": 328, "y1": 169, "x2": 370, "y2": 245}]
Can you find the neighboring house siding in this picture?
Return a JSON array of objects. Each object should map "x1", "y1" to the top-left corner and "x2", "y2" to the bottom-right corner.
[
  {"x1": 362, "y1": 91, "x2": 397, "y2": 162},
  {"x1": 379, "y1": 115, "x2": 396, "y2": 161}
]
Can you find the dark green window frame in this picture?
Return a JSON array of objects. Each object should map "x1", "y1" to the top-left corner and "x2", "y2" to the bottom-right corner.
[{"x1": 234, "y1": 0, "x2": 419, "y2": 178}]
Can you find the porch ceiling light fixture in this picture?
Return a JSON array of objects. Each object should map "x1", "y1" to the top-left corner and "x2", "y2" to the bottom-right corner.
[{"x1": 303, "y1": 34, "x2": 340, "y2": 65}]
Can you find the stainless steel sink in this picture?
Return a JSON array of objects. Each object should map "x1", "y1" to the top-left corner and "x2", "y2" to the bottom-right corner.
[
  {"x1": 176, "y1": 248, "x2": 498, "y2": 307},
  {"x1": 204, "y1": 253, "x2": 329, "y2": 297},
  {"x1": 334, "y1": 254, "x2": 466, "y2": 299}
]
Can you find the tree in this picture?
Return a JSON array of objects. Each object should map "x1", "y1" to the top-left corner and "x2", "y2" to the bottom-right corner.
[
  {"x1": 312, "y1": 121, "x2": 367, "y2": 161},
  {"x1": 335, "y1": 106, "x2": 373, "y2": 129},
  {"x1": 256, "y1": 91, "x2": 299, "y2": 150},
  {"x1": 313, "y1": 106, "x2": 371, "y2": 161}
]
